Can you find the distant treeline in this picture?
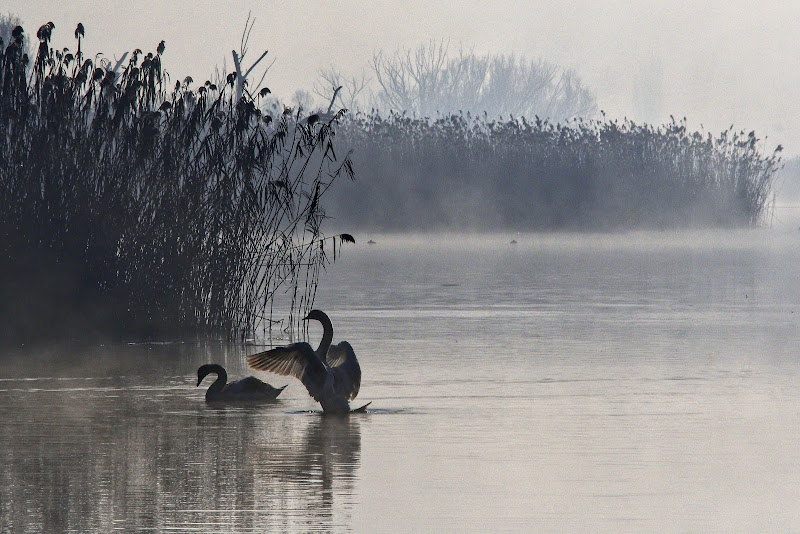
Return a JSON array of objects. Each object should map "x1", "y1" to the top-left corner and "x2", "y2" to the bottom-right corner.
[
  {"x1": 0, "y1": 23, "x2": 352, "y2": 343},
  {"x1": 325, "y1": 112, "x2": 781, "y2": 231},
  {"x1": 312, "y1": 39, "x2": 597, "y2": 123}
]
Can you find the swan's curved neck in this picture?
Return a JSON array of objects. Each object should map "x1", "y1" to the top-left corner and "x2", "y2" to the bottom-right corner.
[
  {"x1": 206, "y1": 365, "x2": 227, "y2": 396},
  {"x1": 314, "y1": 314, "x2": 334, "y2": 359}
]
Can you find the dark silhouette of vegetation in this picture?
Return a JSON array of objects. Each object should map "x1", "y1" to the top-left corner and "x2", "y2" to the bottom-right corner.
[
  {"x1": 0, "y1": 23, "x2": 353, "y2": 344},
  {"x1": 0, "y1": 13, "x2": 32, "y2": 64},
  {"x1": 325, "y1": 111, "x2": 781, "y2": 231}
]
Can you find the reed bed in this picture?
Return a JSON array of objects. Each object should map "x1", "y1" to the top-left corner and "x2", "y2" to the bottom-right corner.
[
  {"x1": 0, "y1": 24, "x2": 353, "y2": 343},
  {"x1": 329, "y1": 111, "x2": 781, "y2": 230}
]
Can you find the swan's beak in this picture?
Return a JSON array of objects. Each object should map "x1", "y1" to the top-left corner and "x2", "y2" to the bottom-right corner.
[{"x1": 196, "y1": 378, "x2": 201, "y2": 387}]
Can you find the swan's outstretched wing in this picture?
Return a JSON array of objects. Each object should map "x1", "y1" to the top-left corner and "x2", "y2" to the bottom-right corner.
[
  {"x1": 326, "y1": 341, "x2": 361, "y2": 400},
  {"x1": 247, "y1": 343, "x2": 327, "y2": 399}
]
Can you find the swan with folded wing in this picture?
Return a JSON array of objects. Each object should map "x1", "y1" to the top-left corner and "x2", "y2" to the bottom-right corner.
[
  {"x1": 197, "y1": 363, "x2": 286, "y2": 402},
  {"x1": 247, "y1": 310, "x2": 368, "y2": 414}
]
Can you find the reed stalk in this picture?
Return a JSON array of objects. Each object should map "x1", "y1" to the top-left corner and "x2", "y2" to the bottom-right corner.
[{"x1": 0, "y1": 23, "x2": 354, "y2": 343}]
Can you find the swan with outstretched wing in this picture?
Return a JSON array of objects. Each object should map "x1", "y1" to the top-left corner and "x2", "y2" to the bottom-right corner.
[{"x1": 247, "y1": 310, "x2": 368, "y2": 414}]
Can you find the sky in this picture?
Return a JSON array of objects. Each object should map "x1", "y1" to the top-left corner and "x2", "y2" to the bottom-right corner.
[{"x1": 7, "y1": 0, "x2": 800, "y2": 153}]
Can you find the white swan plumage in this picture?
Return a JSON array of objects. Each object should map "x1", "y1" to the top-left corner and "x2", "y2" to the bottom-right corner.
[
  {"x1": 196, "y1": 363, "x2": 286, "y2": 402},
  {"x1": 247, "y1": 310, "x2": 365, "y2": 414}
]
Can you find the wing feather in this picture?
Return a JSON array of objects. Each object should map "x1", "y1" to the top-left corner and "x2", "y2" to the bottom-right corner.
[
  {"x1": 246, "y1": 342, "x2": 327, "y2": 397},
  {"x1": 326, "y1": 341, "x2": 361, "y2": 400}
]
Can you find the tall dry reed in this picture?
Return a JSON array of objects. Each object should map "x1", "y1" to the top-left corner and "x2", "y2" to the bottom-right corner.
[
  {"x1": 0, "y1": 23, "x2": 353, "y2": 343},
  {"x1": 328, "y1": 111, "x2": 780, "y2": 230}
]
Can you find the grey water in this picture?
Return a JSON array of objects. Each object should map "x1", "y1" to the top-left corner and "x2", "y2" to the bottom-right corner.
[{"x1": 2, "y1": 230, "x2": 800, "y2": 532}]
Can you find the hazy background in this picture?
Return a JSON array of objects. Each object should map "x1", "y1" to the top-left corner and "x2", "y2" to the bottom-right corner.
[{"x1": 8, "y1": 1, "x2": 799, "y2": 153}]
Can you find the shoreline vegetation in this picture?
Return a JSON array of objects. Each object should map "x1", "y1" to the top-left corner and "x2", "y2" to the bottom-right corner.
[
  {"x1": 0, "y1": 20, "x2": 784, "y2": 343},
  {"x1": 327, "y1": 111, "x2": 781, "y2": 231},
  {"x1": 0, "y1": 23, "x2": 353, "y2": 344}
]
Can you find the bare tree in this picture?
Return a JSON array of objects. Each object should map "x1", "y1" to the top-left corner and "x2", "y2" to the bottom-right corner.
[
  {"x1": 313, "y1": 66, "x2": 371, "y2": 112},
  {"x1": 367, "y1": 40, "x2": 597, "y2": 121},
  {"x1": 231, "y1": 12, "x2": 272, "y2": 102},
  {"x1": 543, "y1": 69, "x2": 596, "y2": 121},
  {"x1": 290, "y1": 88, "x2": 316, "y2": 113},
  {"x1": 477, "y1": 54, "x2": 556, "y2": 118}
]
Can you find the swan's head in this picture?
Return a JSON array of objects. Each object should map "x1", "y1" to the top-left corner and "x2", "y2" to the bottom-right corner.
[
  {"x1": 303, "y1": 309, "x2": 330, "y2": 324},
  {"x1": 197, "y1": 363, "x2": 222, "y2": 386}
]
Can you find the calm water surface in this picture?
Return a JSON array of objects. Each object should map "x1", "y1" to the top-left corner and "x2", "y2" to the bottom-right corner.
[{"x1": 2, "y1": 230, "x2": 799, "y2": 532}]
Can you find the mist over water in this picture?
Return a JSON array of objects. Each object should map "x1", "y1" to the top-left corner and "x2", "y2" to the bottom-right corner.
[
  {"x1": 4, "y1": 4, "x2": 800, "y2": 531},
  {"x1": 2, "y1": 230, "x2": 799, "y2": 532}
]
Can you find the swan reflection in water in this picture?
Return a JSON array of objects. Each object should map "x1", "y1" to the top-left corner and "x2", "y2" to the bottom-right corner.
[
  {"x1": 197, "y1": 363, "x2": 286, "y2": 402},
  {"x1": 245, "y1": 414, "x2": 363, "y2": 529},
  {"x1": 247, "y1": 310, "x2": 368, "y2": 414}
]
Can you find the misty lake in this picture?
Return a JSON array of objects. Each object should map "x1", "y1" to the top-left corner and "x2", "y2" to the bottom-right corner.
[{"x1": 2, "y1": 230, "x2": 799, "y2": 532}]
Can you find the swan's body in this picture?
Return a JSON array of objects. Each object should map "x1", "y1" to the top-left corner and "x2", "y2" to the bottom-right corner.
[
  {"x1": 247, "y1": 310, "x2": 363, "y2": 414},
  {"x1": 197, "y1": 363, "x2": 286, "y2": 402}
]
